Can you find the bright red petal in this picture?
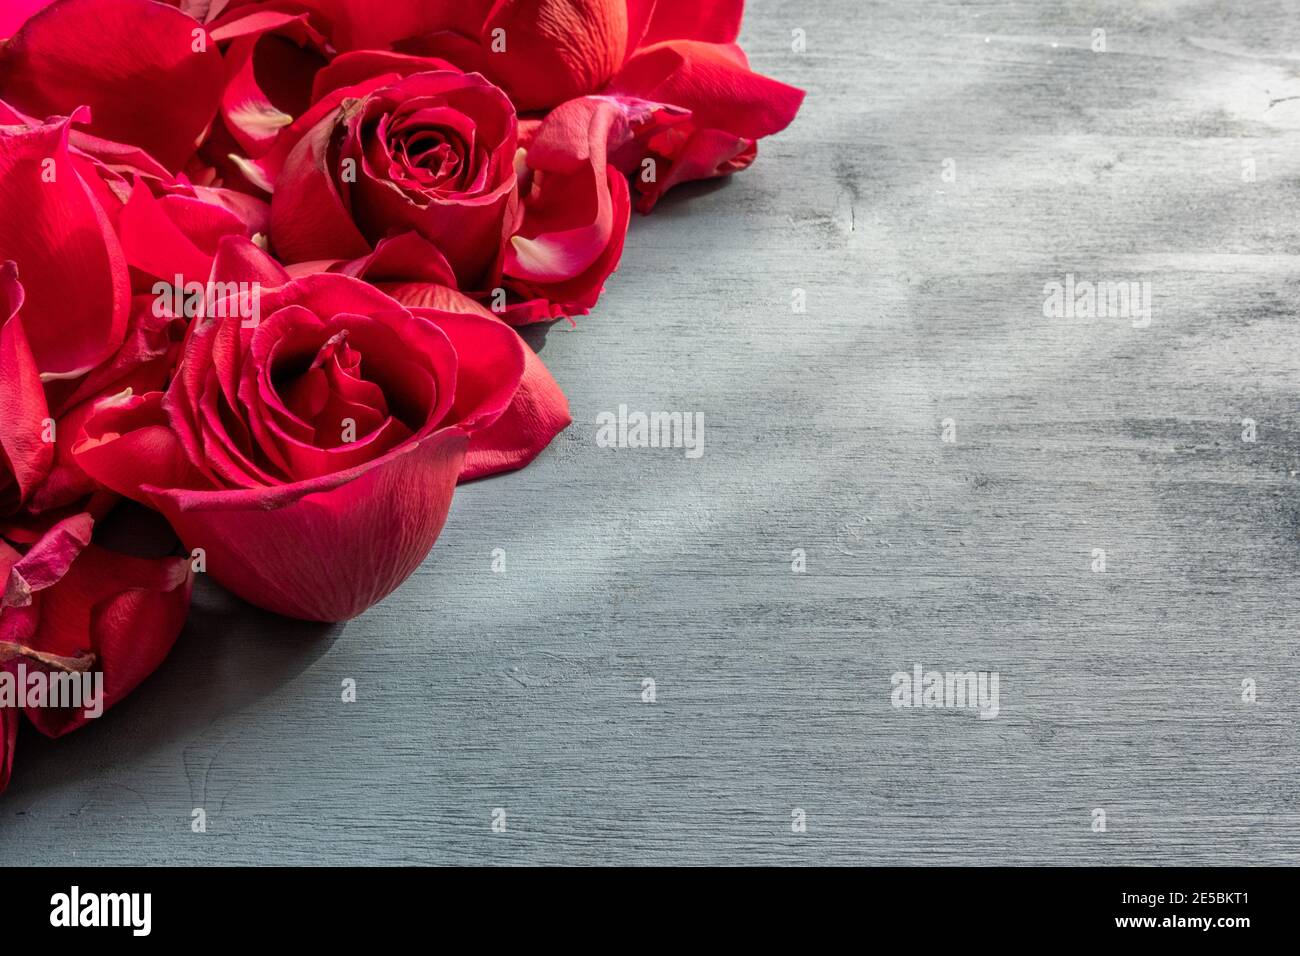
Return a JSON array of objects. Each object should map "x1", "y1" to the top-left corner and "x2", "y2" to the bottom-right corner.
[
  {"x1": 0, "y1": 0, "x2": 226, "y2": 171},
  {"x1": 0, "y1": 115, "x2": 131, "y2": 378}
]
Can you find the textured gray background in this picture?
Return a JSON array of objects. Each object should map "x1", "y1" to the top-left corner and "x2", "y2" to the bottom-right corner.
[{"x1": 3, "y1": 0, "x2": 1299, "y2": 865}]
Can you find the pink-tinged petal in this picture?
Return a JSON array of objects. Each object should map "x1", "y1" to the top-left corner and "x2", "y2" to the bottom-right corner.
[
  {"x1": 157, "y1": 427, "x2": 467, "y2": 622},
  {"x1": 120, "y1": 181, "x2": 224, "y2": 285},
  {"x1": 610, "y1": 40, "x2": 805, "y2": 141},
  {"x1": 0, "y1": 264, "x2": 54, "y2": 509},
  {"x1": 2, "y1": 512, "x2": 94, "y2": 609},
  {"x1": 483, "y1": 0, "x2": 628, "y2": 111},
  {"x1": 505, "y1": 97, "x2": 631, "y2": 320},
  {"x1": 0, "y1": 0, "x2": 226, "y2": 171},
  {"x1": 0, "y1": 116, "x2": 131, "y2": 378},
  {"x1": 23, "y1": 544, "x2": 193, "y2": 737},
  {"x1": 384, "y1": 283, "x2": 572, "y2": 479},
  {"x1": 638, "y1": 0, "x2": 744, "y2": 47}
]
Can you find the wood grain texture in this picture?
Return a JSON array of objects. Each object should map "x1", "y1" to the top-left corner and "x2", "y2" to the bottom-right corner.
[{"x1": 3, "y1": 0, "x2": 1299, "y2": 866}]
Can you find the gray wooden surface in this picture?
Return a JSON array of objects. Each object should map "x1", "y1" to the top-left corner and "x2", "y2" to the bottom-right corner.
[{"x1": 3, "y1": 0, "x2": 1299, "y2": 866}]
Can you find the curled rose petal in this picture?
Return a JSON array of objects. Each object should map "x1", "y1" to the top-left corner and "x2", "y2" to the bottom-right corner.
[
  {"x1": 0, "y1": 114, "x2": 130, "y2": 379},
  {"x1": 384, "y1": 283, "x2": 573, "y2": 480},
  {"x1": 0, "y1": 264, "x2": 54, "y2": 512},
  {"x1": 504, "y1": 96, "x2": 631, "y2": 321},
  {"x1": 0, "y1": 0, "x2": 226, "y2": 171},
  {"x1": 610, "y1": 40, "x2": 805, "y2": 143},
  {"x1": 2, "y1": 512, "x2": 93, "y2": 609},
  {"x1": 482, "y1": 0, "x2": 629, "y2": 111},
  {"x1": 21, "y1": 544, "x2": 193, "y2": 738},
  {"x1": 210, "y1": 6, "x2": 332, "y2": 157}
]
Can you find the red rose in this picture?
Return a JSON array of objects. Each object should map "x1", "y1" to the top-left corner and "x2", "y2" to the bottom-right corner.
[
  {"x1": 255, "y1": 59, "x2": 631, "y2": 320},
  {"x1": 75, "y1": 239, "x2": 563, "y2": 622},
  {"x1": 268, "y1": 69, "x2": 522, "y2": 295},
  {"x1": 260, "y1": 1, "x2": 802, "y2": 211}
]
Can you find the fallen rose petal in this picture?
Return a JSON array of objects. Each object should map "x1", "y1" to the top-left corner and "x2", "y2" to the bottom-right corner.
[
  {"x1": 504, "y1": 96, "x2": 632, "y2": 320},
  {"x1": 0, "y1": 0, "x2": 226, "y2": 171},
  {"x1": 0, "y1": 114, "x2": 131, "y2": 378},
  {"x1": 635, "y1": 0, "x2": 744, "y2": 47},
  {"x1": 0, "y1": 264, "x2": 54, "y2": 511},
  {"x1": 2, "y1": 512, "x2": 93, "y2": 609},
  {"x1": 483, "y1": 0, "x2": 629, "y2": 111},
  {"x1": 22, "y1": 543, "x2": 193, "y2": 737},
  {"x1": 610, "y1": 40, "x2": 804, "y2": 142}
]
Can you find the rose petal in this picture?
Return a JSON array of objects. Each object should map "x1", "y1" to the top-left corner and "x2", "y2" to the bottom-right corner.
[
  {"x1": 0, "y1": 115, "x2": 131, "y2": 378},
  {"x1": 159, "y1": 427, "x2": 467, "y2": 622},
  {"x1": 22, "y1": 544, "x2": 193, "y2": 737},
  {"x1": 0, "y1": 0, "x2": 226, "y2": 171},
  {"x1": 637, "y1": 0, "x2": 744, "y2": 47},
  {"x1": 483, "y1": 0, "x2": 628, "y2": 111},
  {"x1": 610, "y1": 40, "x2": 804, "y2": 142},
  {"x1": 0, "y1": 264, "x2": 54, "y2": 509},
  {"x1": 385, "y1": 283, "x2": 572, "y2": 480},
  {"x1": 2, "y1": 512, "x2": 94, "y2": 609}
]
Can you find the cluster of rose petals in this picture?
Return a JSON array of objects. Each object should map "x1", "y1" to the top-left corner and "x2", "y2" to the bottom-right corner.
[{"x1": 0, "y1": 0, "x2": 802, "y2": 793}]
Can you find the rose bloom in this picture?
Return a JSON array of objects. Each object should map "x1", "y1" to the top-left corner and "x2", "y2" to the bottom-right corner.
[
  {"x1": 75, "y1": 239, "x2": 567, "y2": 622},
  {"x1": 248, "y1": 57, "x2": 629, "y2": 322},
  {"x1": 286, "y1": 0, "x2": 805, "y2": 211},
  {"x1": 266, "y1": 68, "x2": 521, "y2": 294}
]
